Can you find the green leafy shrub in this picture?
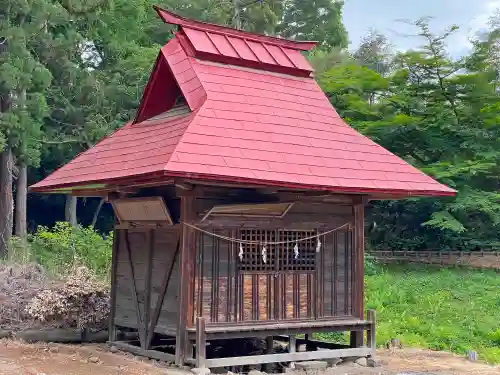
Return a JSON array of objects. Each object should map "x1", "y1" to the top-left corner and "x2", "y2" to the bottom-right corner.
[
  {"x1": 28, "y1": 222, "x2": 112, "y2": 280},
  {"x1": 364, "y1": 254, "x2": 380, "y2": 276}
]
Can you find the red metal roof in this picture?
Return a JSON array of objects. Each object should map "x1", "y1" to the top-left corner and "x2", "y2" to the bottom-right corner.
[{"x1": 30, "y1": 8, "x2": 455, "y2": 198}]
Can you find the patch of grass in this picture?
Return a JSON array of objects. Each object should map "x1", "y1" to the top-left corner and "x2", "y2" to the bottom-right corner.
[{"x1": 367, "y1": 264, "x2": 500, "y2": 364}]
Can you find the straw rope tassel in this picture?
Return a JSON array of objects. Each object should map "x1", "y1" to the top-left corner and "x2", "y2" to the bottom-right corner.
[
  {"x1": 293, "y1": 242, "x2": 299, "y2": 259},
  {"x1": 238, "y1": 243, "x2": 244, "y2": 261}
]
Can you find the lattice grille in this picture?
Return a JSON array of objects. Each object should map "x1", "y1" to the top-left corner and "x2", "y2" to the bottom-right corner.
[{"x1": 238, "y1": 230, "x2": 317, "y2": 272}]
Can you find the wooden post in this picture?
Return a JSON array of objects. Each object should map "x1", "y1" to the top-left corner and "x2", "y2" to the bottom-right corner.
[
  {"x1": 143, "y1": 229, "x2": 154, "y2": 350},
  {"x1": 108, "y1": 229, "x2": 120, "y2": 342},
  {"x1": 289, "y1": 335, "x2": 296, "y2": 369},
  {"x1": 350, "y1": 199, "x2": 365, "y2": 348},
  {"x1": 265, "y1": 336, "x2": 274, "y2": 372},
  {"x1": 176, "y1": 194, "x2": 196, "y2": 365},
  {"x1": 366, "y1": 309, "x2": 376, "y2": 356},
  {"x1": 195, "y1": 317, "x2": 207, "y2": 368}
]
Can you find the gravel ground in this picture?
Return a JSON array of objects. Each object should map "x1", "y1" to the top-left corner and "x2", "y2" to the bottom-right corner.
[{"x1": 0, "y1": 340, "x2": 498, "y2": 375}]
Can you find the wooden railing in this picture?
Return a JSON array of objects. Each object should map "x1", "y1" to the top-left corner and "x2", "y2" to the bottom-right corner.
[{"x1": 369, "y1": 250, "x2": 500, "y2": 269}]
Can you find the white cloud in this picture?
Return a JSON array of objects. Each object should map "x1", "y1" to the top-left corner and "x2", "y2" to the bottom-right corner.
[{"x1": 452, "y1": 0, "x2": 500, "y2": 52}]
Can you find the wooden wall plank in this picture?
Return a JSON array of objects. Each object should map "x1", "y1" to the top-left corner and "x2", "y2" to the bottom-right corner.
[
  {"x1": 108, "y1": 228, "x2": 119, "y2": 342},
  {"x1": 143, "y1": 230, "x2": 154, "y2": 349},
  {"x1": 124, "y1": 230, "x2": 146, "y2": 348},
  {"x1": 146, "y1": 233, "x2": 180, "y2": 348}
]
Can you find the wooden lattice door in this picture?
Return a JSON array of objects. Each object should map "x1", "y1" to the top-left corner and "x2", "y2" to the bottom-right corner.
[{"x1": 237, "y1": 229, "x2": 318, "y2": 321}]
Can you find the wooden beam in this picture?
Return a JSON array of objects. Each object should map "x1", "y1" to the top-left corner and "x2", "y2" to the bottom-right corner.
[
  {"x1": 175, "y1": 181, "x2": 194, "y2": 191},
  {"x1": 146, "y1": 234, "x2": 180, "y2": 348},
  {"x1": 115, "y1": 221, "x2": 177, "y2": 230},
  {"x1": 277, "y1": 191, "x2": 355, "y2": 204},
  {"x1": 108, "y1": 229, "x2": 119, "y2": 342},
  {"x1": 176, "y1": 195, "x2": 196, "y2": 365},
  {"x1": 124, "y1": 231, "x2": 146, "y2": 349},
  {"x1": 205, "y1": 348, "x2": 372, "y2": 368},
  {"x1": 143, "y1": 229, "x2": 154, "y2": 350},
  {"x1": 110, "y1": 341, "x2": 176, "y2": 362},
  {"x1": 274, "y1": 336, "x2": 349, "y2": 350}
]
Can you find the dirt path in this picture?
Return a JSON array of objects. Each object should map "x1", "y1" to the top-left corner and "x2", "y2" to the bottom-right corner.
[{"x1": 0, "y1": 340, "x2": 497, "y2": 375}]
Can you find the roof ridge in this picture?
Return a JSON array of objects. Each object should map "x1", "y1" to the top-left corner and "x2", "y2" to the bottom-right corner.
[{"x1": 154, "y1": 5, "x2": 317, "y2": 51}]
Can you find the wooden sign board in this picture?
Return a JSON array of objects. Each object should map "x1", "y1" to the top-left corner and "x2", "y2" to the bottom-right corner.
[
  {"x1": 111, "y1": 196, "x2": 173, "y2": 225},
  {"x1": 202, "y1": 202, "x2": 293, "y2": 221}
]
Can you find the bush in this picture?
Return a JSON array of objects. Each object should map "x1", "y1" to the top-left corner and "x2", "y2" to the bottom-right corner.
[
  {"x1": 364, "y1": 254, "x2": 380, "y2": 276},
  {"x1": 28, "y1": 222, "x2": 113, "y2": 280},
  {"x1": 26, "y1": 265, "x2": 109, "y2": 329}
]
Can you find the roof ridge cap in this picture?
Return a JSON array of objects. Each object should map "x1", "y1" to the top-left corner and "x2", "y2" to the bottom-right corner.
[{"x1": 153, "y1": 5, "x2": 317, "y2": 51}]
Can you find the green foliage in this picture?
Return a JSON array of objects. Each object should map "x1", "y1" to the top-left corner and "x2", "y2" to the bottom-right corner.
[
  {"x1": 364, "y1": 254, "x2": 380, "y2": 276},
  {"x1": 28, "y1": 222, "x2": 112, "y2": 279},
  {"x1": 0, "y1": 0, "x2": 54, "y2": 165},
  {"x1": 278, "y1": 0, "x2": 348, "y2": 49},
  {"x1": 317, "y1": 19, "x2": 500, "y2": 251},
  {"x1": 364, "y1": 266, "x2": 500, "y2": 364}
]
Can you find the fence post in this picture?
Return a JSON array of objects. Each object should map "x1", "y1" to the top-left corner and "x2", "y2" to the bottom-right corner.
[{"x1": 367, "y1": 309, "x2": 376, "y2": 357}]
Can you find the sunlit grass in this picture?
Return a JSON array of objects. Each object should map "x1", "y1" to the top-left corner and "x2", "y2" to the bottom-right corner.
[{"x1": 320, "y1": 264, "x2": 500, "y2": 364}]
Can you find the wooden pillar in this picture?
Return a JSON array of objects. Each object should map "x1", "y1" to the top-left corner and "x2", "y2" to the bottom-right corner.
[
  {"x1": 176, "y1": 194, "x2": 196, "y2": 365},
  {"x1": 195, "y1": 317, "x2": 207, "y2": 368},
  {"x1": 350, "y1": 198, "x2": 365, "y2": 348},
  {"x1": 108, "y1": 229, "x2": 119, "y2": 342},
  {"x1": 143, "y1": 229, "x2": 154, "y2": 350},
  {"x1": 289, "y1": 335, "x2": 297, "y2": 369},
  {"x1": 264, "y1": 336, "x2": 274, "y2": 372},
  {"x1": 366, "y1": 309, "x2": 376, "y2": 356}
]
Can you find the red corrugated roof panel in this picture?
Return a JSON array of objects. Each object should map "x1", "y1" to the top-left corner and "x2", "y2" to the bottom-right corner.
[{"x1": 30, "y1": 9, "x2": 455, "y2": 198}]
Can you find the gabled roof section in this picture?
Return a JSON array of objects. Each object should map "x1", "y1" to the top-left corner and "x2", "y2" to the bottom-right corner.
[
  {"x1": 134, "y1": 38, "x2": 206, "y2": 124},
  {"x1": 154, "y1": 6, "x2": 316, "y2": 77}
]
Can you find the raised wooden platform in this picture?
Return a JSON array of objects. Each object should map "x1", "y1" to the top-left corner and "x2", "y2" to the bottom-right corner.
[
  {"x1": 109, "y1": 310, "x2": 377, "y2": 370},
  {"x1": 186, "y1": 318, "x2": 371, "y2": 340},
  {"x1": 189, "y1": 310, "x2": 377, "y2": 369}
]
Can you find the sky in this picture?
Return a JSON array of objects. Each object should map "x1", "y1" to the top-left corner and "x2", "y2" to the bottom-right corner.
[{"x1": 342, "y1": 0, "x2": 500, "y2": 56}]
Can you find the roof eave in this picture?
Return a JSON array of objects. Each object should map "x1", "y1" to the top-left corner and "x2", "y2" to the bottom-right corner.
[{"x1": 29, "y1": 169, "x2": 456, "y2": 199}]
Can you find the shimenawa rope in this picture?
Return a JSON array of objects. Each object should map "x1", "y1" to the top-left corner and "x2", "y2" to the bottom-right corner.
[{"x1": 181, "y1": 221, "x2": 351, "y2": 245}]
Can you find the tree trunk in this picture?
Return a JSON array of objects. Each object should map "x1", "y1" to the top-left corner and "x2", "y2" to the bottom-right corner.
[
  {"x1": 0, "y1": 149, "x2": 14, "y2": 257},
  {"x1": 15, "y1": 163, "x2": 27, "y2": 239},
  {"x1": 91, "y1": 198, "x2": 105, "y2": 228},
  {"x1": 65, "y1": 195, "x2": 77, "y2": 227}
]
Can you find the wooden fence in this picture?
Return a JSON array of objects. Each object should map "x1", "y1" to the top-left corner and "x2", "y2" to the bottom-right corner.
[{"x1": 369, "y1": 250, "x2": 500, "y2": 269}]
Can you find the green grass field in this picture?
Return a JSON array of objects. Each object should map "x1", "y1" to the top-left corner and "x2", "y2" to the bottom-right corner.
[
  {"x1": 319, "y1": 265, "x2": 500, "y2": 364},
  {"x1": 364, "y1": 265, "x2": 500, "y2": 364}
]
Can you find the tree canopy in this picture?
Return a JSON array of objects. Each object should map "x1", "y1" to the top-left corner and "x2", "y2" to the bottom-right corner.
[
  {"x1": 1, "y1": 0, "x2": 499, "y2": 253},
  {"x1": 318, "y1": 19, "x2": 500, "y2": 250}
]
